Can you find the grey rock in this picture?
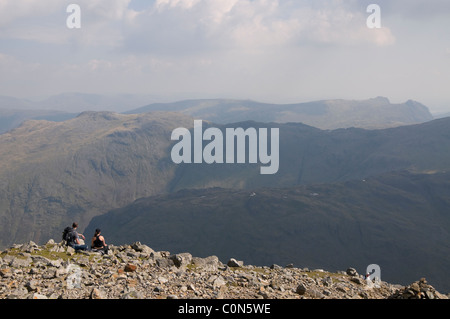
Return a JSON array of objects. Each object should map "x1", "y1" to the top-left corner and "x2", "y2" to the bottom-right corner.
[
  {"x1": 30, "y1": 255, "x2": 53, "y2": 266},
  {"x1": 1, "y1": 239, "x2": 446, "y2": 300},
  {"x1": 0, "y1": 268, "x2": 12, "y2": 278},
  {"x1": 296, "y1": 283, "x2": 307, "y2": 295},
  {"x1": 25, "y1": 280, "x2": 39, "y2": 292},
  {"x1": 153, "y1": 286, "x2": 164, "y2": 293},
  {"x1": 10, "y1": 257, "x2": 32, "y2": 268},
  {"x1": 90, "y1": 288, "x2": 105, "y2": 299},
  {"x1": 351, "y1": 277, "x2": 363, "y2": 285},
  {"x1": 346, "y1": 268, "x2": 358, "y2": 277},
  {"x1": 308, "y1": 289, "x2": 325, "y2": 299},
  {"x1": 191, "y1": 256, "x2": 221, "y2": 272},
  {"x1": 227, "y1": 258, "x2": 243, "y2": 268},
  {"x1": 155, "y1": 257, "x2": 175, "y2": 268},
  {"x1": 131, "y1": 242, "x2": 154, "y2": 254},
  {"x1": 270, "y1": 264, "x2": 282, "y2": 270},
  {"x1": 322, "y1": 276, "x2": 333, "y2": 287},
  {"x1": 425, "y1": 291, "x2": 435, "y2": 299},
  {"x1": 169, "y1": 253, "x2": 192, "y2": 268},
  {"x1": 121, "y1": 290, "x2": 143, "y2": 299},
  {"x1": 66, "y1": 246, "x2": 75, "y2": 255},
  {"x1": 210, "y1": 275, "x2": 226, "y2": 288}
]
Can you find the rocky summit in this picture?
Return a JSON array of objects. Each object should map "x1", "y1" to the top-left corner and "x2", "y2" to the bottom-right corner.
[{"x1": 0, "y1": 240, "x2": 448, "y2": 300}]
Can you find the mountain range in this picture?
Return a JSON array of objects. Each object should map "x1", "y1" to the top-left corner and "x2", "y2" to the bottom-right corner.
[
  {"x1": 0, "y1": 112, "x2": 449, "y2": 245},
  {"x1": 0, "y1": 92, "x2": 165, "y2": 133},
  {"x1": 0, "y1": 97, "x2": 449, "y2": 292},
  {"x1": 126, "y1": 96, "x2": 434, "y2": 130},
  {"x1": 0, "y1": 95, "x2": 436, "y2": 134},
  {"x1": 0, "y1": 93, "x2": 159, "y2": 113}
]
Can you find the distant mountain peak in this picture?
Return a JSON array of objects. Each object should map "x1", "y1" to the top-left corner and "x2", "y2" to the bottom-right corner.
[
  {"x1": 126, "y1": 97, "x2": 433, "y2": 129},
  {"x1": 371, "y1": 96, "x2": 391, "y2": 104},
  {"x1": 405, "y1": 99, "x2": 424, "y2": 106},
  {"x1": 76, "y1": 111, "x2": 122, "y2": 121}
]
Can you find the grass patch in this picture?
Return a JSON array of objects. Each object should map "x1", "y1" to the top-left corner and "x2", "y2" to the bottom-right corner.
[
  {"x1": 305, "y1": 270, "x2": 343, "y2": 283},
  {"x1": 229, "y1": 266, "x2": 270, "y2": 276},
  {"x1": 32, "y1": 249, "x2": 71, "y2": 261}
]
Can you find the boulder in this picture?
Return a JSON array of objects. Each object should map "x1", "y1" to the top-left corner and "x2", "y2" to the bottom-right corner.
[
  {"x1": 227, "y1": 258, "x2": 243, "y2": 268},
  {"x1": 124, "y1": 263, "x2": 137, "y2": 272},
  {"x1": 191, "y1": 256, "x2": 221, "y2": 272},
  {"x1": 346, "y1": 268, "x2": 358, "y2": 277},
  {"x1": 169, "y1": 253, "x2": 192, "y2": 268},
  {"x1": 296, "y1": 283, "x2": 307, "y2": 295}
]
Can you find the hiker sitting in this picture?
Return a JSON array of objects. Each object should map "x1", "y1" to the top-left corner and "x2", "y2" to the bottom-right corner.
[
  {"x1": 91, "y1": 228, "x2": 108, "y2": 254},
  {"x1": 69, "y1": 222, "x2": 88, "y2": 251}
]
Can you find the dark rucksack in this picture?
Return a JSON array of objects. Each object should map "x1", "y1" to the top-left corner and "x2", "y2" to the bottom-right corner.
[{"x1": 62, "y1": 227, "x2": 75, "y2": 246}]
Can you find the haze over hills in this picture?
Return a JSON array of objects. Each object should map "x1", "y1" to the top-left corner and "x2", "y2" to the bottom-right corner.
[
  {"x1": 126, "y1": 96, "x2": 434, "y2": 130},
  {"x1": 0, "y1": 93, "x2": 162, "y2": 134},
  {"x1": 168, "y1": 117, "x2": 450, "y2": 191},
  {"x1": 0, "y1": 95, "x2": 436, "y2": 135},
  {"x1": 85, "y1": 170, "x2": 450, "y2": 292},
  {"x1": 434, "y1": 112, "x2": 450, "y2": 119},
  {"x1": 0, "y1": 93, "x2": 159, "y2": 113},
  {"x1": 0, "y1": 108, "x2": 77, "y2": 134}
]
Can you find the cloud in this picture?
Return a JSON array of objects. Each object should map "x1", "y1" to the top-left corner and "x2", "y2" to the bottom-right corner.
[
  {"x1": 0, "y1": 0, "x2": 132, "y2": 47},
  {"x1": 118, "y1": 0, "x2": 395, "y2": 58},
  {"x1": 0, "y1": 0, "x2": 61, "y2": 26},
  {"x1": 372, "y1": 0, "x2": 450, "y2": 19},
  {"x1": 0, "y1": 0, "x2": 396, "y2": 52},
  {"x1": 1, "y1": 0, "x2": 448, "y2": 111}
]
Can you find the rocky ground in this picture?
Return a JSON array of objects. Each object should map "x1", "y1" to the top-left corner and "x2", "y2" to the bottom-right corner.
[{"x1": 0, "y1": 240, "x2": 448, "y2": 300}]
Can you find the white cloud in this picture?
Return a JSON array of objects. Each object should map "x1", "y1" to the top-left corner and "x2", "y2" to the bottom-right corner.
[
  {"x1": 1, "y1": 0, "x2": 449, "y2": 111},
  {"x1": 117, "y1": 0, "x2": 396, "y2": 59},
  {"x1": 0, "y1": 0, "x2": 396, "y2": 50},
  {"x1": 156, "y1": 0, "x2": 203, "y2": 10},
  {"x1": 0, "y1": 0, "x2": 62, "y2": 26}
]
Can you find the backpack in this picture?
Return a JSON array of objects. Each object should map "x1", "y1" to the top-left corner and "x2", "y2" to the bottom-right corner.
[{"x1": 62, "y1": 227, "x2": 75, "y2": 246}]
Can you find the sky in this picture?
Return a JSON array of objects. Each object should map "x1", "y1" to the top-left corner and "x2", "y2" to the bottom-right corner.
[{"x1": 0, "y1": 0, "x2": 449, "y2": 113}]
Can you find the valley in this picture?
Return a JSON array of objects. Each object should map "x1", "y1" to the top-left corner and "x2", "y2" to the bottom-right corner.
[{"x1": 0, "y1": 99, "x2": 449, "y2": 293}]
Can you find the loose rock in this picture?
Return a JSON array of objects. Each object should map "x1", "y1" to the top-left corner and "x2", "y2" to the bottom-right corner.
[{"x1": 0, "y1": 240, "x2": 447, "y2": 300}]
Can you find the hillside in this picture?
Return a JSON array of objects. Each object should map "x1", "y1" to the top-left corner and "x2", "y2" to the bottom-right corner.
[
  {"x1": 86, "y1": 171, "x2": 450, "y2": 292},
  {"x1": 1, "y1": 240, "x2": 448, "y2": 299},
  {"x1": 1, "y1": 114, "x2": 450, "y2": 250},
  {"x1": 1, "y1": 95, "x2": 434, "y2": 134},
  {"x1": 168, "y1": 117, "x2": 450, "y2": 191},
  {"x1": 126, "y1": 97, "x2": 433, "y2": 129},
  {"x1": 0, "y1": 111, "x2": 193, "y2": 248}
]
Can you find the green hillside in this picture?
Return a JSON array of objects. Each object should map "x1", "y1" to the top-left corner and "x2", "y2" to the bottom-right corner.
[{"x1": 0, "y1": 111, "x2": 193, "y2": 247}]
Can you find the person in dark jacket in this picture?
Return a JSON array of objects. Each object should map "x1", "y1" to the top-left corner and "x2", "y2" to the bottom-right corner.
[{"x1": 91, "y1": 228, "x2": 108, "y2": 254}]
